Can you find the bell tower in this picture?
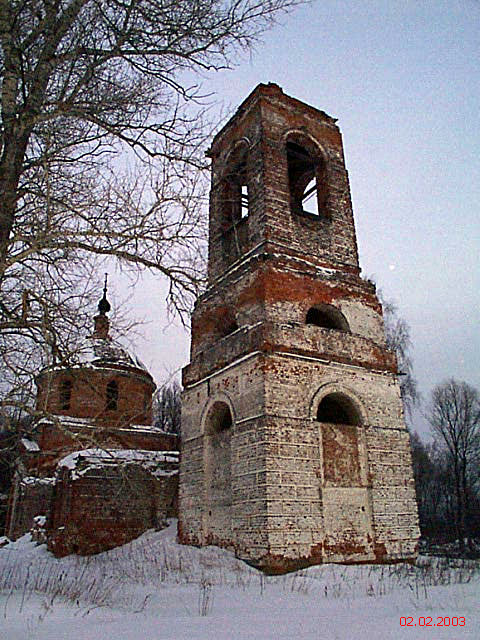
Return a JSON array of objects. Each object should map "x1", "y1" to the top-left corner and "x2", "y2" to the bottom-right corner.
[{"x1": 179, "y1": 84, "x2": 419, "y2": 572}]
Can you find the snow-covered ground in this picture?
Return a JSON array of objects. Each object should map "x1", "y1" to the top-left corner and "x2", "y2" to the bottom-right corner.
[{"x1": 1, "y1": 521, "x2": 478, "y2": 639}]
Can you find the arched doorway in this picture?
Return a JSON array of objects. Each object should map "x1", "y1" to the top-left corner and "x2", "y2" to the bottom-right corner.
[
  {"x1": 204, "y1": 401, "x2": 233, "y2": 541},
  {"x1": 315, "y1": 390, "x2": 373, "y2": 558}
]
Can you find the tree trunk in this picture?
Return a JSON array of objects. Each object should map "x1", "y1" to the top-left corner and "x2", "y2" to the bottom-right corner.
[{"x1": 0, "y1": 133, "x2": 30, "y2": 270}]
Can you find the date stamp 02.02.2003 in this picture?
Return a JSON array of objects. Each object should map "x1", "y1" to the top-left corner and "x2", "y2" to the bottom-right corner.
[{"x1": 400, "y1": 617, "x2": 466, "y2": 628}]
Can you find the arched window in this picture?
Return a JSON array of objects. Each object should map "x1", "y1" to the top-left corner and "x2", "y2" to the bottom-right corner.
[
  {"x1": 306, "y1": 304, "x2": 350, "y2": 332},
  {"x1": 144, "y1": 391, "x2": 151, "y2": 413},
  {"x1": 206, "y1": 401, "x2": 233, "y2": 433},
  {"x1": 59, "y1": 379, "x2": 72, "y2": 410},
  {"x1": 286, "y1": 140, "x2": 327, "y2": 216},
  {"x1": 316, "y1": 393, "x2": 361, "y2": 425},
  {"x1": 221, "y1": 147, "x2": 249, "y2": 225},
  {"x1": 106, "y1": 380, "x2": 118, "y2": 411}
]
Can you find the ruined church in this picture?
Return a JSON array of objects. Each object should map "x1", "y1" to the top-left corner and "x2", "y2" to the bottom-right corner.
[
  {"x1": 5, "y1": 84, "x2": 419, "y2": 572},
  {"x1": 179, "y1": 83, "x2": 419, "y2": 572}
]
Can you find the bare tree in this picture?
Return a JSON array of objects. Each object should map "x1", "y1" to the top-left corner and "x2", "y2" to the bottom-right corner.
[
  {"x1": 0, "y1": 0, "x2": 305, "y2": 297},
  {"x1": 427, "y1": 379, "x2": 480, "y2": 550},
  {"x1": 0, "y1": 0, "x2": 306, "y2": 415},
  {"x1": 378, "y1": 292, "x2": 419, "y2": 419},
  {"x1": 153, "y1": 381, "x2": 181, "y2": 435}
]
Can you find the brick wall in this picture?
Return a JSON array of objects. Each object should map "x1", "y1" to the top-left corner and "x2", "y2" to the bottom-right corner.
[{"x1": 36, "y1": 366, "x2": 155, "y2": 427}]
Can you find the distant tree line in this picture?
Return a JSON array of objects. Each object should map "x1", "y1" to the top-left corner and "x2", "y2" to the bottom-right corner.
[
  {"x1": 411, "y1": 379, "x2": 480, "y2": 553},
  {"x1": 380, "y1": 291, "x2": 480, "y2": 553}
]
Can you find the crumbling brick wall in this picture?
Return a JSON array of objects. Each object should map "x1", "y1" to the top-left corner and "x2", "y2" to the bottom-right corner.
[
  {"x1": 48, "y1": 457, "x2": 178, "y2": 557},
  {"x1": 6, "y1": 476, "x2": 55, "y2": 540}
]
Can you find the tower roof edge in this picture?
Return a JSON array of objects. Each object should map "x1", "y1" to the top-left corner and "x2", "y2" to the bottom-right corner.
[{"x1": 207, "y1": 83, "x2": 338, "y2": 156}]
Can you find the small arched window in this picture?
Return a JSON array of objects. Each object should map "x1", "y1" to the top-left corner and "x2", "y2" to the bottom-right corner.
[
  {"x1": 106, "y1": 380, "x2": 118, "y2": 411},
  {"x1": 143, "y1": 392, "x2": 151, "y2": 414},
  {"x1": 306, "y1": 304, "x2": 350, "y2": 332},
  {"x1": 59, "y1": 379, "x2": 72, "y2": 410},
  {"x1": 316, "y1": 393, "x2": 361, "y2": 426},
  {"x1": 286, "y1": 140, "x2": 327, "y2": 216}
]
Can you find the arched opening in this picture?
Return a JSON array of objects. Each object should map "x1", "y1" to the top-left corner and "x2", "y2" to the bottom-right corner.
[
  {"x1": 106, "y1": 380, "x2": 118, "y2": 411},
  {"x1": 316, "y1": 393, "x2": 361, "y2": 425},
  {"x1": 306, "y1": 304, "x2": 350, "y2": 332},
  {"x1": 204, "y1": 401, "x2": 233, "y2": 541},
  {"x1": 219, "y1": 320, "x2": 238, "y2": 339},
  {"x1": 286, "y1": 140, "x2": 327, "y2": 216},
  {"x1": 59, "y1": 379, "x2": 72, "y2": 410},
  {"x1": 221, "y1": 147, "x2": 249, "y2": 226},
  {"x1": 206, "y1": 401, "x2": 233, "y2": 434},
  {"x1": 217, "y1": 308, "x2": 239, "y2": 339},
  {"x1": 143, "y1": 391, "x2": 151, "y2": 414}
]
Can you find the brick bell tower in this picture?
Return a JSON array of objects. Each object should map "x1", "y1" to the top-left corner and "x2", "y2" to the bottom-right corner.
[{"x1": 179, "y1": 84, "x2": 419, "y2": 572}]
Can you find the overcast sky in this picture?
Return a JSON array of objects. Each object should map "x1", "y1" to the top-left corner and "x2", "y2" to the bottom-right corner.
[{"x1": 111, "y1": 0, "x2": 479, "y2": 438}]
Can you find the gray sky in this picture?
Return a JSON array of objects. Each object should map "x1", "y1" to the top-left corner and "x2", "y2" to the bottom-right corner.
[{"x1": 112, "y1": 0, "x2": 479, "y2": 438}]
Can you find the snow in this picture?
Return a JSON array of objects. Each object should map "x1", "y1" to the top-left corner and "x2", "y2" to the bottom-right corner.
[
  {"x1": 119, "y1": 424, "x2": 174, "y2": 435},
  {"x1": 74, "y1": 336, "x2": 149, "y2": 372},
  {"x1": 57, "y1": 448, "x2": 179, "y2": 479},
  {"x1": 20, "y1": 438, "x2": 40, "y2": 452},
  {"x1": 39, "y1": 336, "x2": 150, "y2": 376},
  {"x1": 20, "y1": 476, "x2": 56, "y2": 487},
  {"x1": 1, "y1": 521, "x2": 479, "y2": 640},
  {"x1": 34, "y1": 415, "x2": 166, "y2": 435},
  {"x1": 36, "y1": 414, "x2": 92, "y2": 427}
]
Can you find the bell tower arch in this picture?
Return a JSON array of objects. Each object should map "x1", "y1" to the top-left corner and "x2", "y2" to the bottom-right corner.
[{"x1": 179, "y1": 84, "x2": 419, "y2": 571}]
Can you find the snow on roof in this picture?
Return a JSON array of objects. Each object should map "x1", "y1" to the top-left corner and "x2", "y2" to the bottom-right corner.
[
  {"x1": 127, "y1": 425, "x2": 176, "y2": 435},
  {"x1": 39, "y1": 336, "x2": 151, "y2": 377},
  {"x1": 36, "y1": 415, "x2": 167, "y2": 434},
  {"x1": 57, "y1": 448, "x2": 179, "y2": 480},
  {"x1": 20, "y1": 438, "x2": 40, "y2": 452},
  {"x1": 36, "y1": 415, "x2": 94, "y2": 428},
  {"x1": 20, "y1": 476, "x2": 56, "y2": 487},
  {"x1": 75, "y1": 336, "x2": 150, "y2": 373}
]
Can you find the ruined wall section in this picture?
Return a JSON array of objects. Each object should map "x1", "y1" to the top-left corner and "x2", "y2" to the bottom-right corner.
[
  {"x1": 257, "y1": 354, "x2": 418, "y2": 568},
  {"x1": 259, "y1": 414, "x2": 325, "y2": 570},
  {"x1": 258, "y1": 89, "x2": 359, "y2": 270},
  {"x1": 262, "y1": 265, "x2": 386, "y2": 346},
  {"x1": 185, "y1": 257, "x2": 395, "y2": 389},
  {"x1": 180, "y1": 354, "x2": 270, "y2": 558},
  {"x1": 6, "y1": 476, "x2": 55, "y2": 540},
  {"x1": 365, "y1": 427, "x2": 419, "y2": 560},
  {"x1": 48, "y1": 461, "x2": 178, "y2": 557},
  {"x1": 207, "y1": 97, "x2": 266, "y2": 283},
  {"x1": 189, "y1": 258, "x2": 266, "y2": 359}
]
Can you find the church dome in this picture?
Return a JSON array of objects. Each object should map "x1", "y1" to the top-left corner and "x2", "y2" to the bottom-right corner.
[
  {"x1": 34, "y1": 280, "x2": 155, "y2": 426},
  {"x1": 75, "y1": 335, "x2": 150, "y2": 374}
]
